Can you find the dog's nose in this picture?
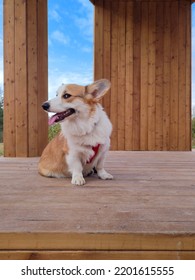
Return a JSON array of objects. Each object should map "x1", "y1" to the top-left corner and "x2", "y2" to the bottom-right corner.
[{"x1": 42, "y1": 102, "x2": 50, "y2": 111}]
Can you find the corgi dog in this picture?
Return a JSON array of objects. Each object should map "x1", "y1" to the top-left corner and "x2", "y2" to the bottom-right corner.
[{"x1": 38, "y1": 79, "x2": 113, "y2": 186}]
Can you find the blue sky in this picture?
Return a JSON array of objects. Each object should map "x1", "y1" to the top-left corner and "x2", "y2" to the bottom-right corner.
[
  {"x1": 48, "y1": 0, "x2": 93, "y2": 97},
  {"x1": 0, "y1": 0, "x2": 195, "y2": 106}
]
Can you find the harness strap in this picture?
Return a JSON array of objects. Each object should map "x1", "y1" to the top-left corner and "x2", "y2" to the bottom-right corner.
[{"x1": 87, "y1": 144, "x2": 100, "y2": 164}]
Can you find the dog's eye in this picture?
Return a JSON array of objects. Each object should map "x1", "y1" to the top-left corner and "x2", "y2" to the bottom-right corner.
[{"x1": 63, "y1": 93, "x2": 71, "y2": 99}]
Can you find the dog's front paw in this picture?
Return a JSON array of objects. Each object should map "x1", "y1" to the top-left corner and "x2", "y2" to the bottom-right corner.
[
  {"x1": 97, "y1": 169, "x2": 113, "y2": 180},
  {"x1": 71, "y1": 174, "x2": 86, "y2": 186}
]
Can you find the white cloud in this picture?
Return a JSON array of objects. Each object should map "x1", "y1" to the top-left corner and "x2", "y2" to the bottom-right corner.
[
  {"x1": 51, "y1": 30, "x2": 69, "y2": 45},
  {"x1": 73, "y1": 0, "x2": 94, "y2": 42},
  {"x1": 49, "y1": 8, "x2": 62, "y2": 23},
  {"x1": 77, "y1": 0, "x2": 93, "y2": 10},
  {"x1": 48, "y1": 69, "x2": 93, "y2": 99},
  {"x1": 81, "y1": 46, "x2": 92, "y2": 53}
]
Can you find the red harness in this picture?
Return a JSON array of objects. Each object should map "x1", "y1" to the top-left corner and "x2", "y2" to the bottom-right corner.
[{"x1": 87, "y1": 144, "x2": 100, "y2": 164}]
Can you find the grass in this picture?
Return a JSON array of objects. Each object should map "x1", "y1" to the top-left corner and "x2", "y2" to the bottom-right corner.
[{"x1": 0, "y1": 143, "x2": 3, "y2": 156}]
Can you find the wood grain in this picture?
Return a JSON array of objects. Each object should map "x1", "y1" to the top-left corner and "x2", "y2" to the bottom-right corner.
[
  {"x1": 37, "y1": 0, "x2": 48, "y2": 156},
  {"x1": 148, "y1": 2, "x2": 156, "y2": 151},
  {"x1": 110, "y1": 0, "x2": 119, "y2": 150},
  {"x1": 3, "y1": 0, "x2": 16, "y2": 156},
  {"x1": 125, "y1": 2, "x2": 133, "y2": 150},
  {"x1": 0, "y1": 151, "x2": 195, "y2": 260},
  {"x1": 15, "y1": 0, "x2": 28, "y2": 156},
  {"x1": 1, "y1": 250, "x2": 195, "y2": 260},
  {"x1": 117, "y1": 1, "x2": 126, "y2": 150},
  {"x1": 3, "y1": 0, "x2": 48, "y2": 157},
  {"x1": 27, "y1": 0, "x2": 38, "y2": 156},
  {"x1": 140, "y1": 2, "x2": 149, "y2": 151},
  {"x1": 93, "y1": 0, "x2": 192, "y2": 151}
]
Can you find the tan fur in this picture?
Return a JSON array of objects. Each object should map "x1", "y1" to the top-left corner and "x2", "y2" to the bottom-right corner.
[
  {"x1": 38, "y1": 133, "x2": 69, "y2": 178},
  {"x1": 38, "y1": 79, "x2": 113, "y2": 185}
]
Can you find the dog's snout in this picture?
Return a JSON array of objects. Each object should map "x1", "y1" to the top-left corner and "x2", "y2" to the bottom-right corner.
[{"x1": 42, "y1": 102, "x2": 50, "y2": 111}]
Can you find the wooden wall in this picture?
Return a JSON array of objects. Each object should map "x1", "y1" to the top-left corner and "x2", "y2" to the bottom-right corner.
[
  {"x1": 94, "y1": 0, "x2": 192, "y2": 151},
  {"x1": 3, "y1": 0, "x2": 48, "y2": 157}
]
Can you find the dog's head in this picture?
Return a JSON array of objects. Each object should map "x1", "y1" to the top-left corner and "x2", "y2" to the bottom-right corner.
[{"x1": 42, "y1": 79, "x2": 111, "y2": 125}]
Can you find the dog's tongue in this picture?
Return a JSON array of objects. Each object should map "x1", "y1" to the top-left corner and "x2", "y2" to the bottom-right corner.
[
  {"x1": 48, "y1": 115, "x2": 58, "y2": 126},
  {"x1": 48, "y1": 108, "x2": 76, "y2": 126}
]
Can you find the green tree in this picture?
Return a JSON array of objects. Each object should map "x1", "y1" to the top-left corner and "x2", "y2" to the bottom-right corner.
[
  {"x1": 192, "y1": 117, "x2": 195, "y2": 148},
  {"x1": 48, "y1": 123, "x2": 61, "y2": 141}
]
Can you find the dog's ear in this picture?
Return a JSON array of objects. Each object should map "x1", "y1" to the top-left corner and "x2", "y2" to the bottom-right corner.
[{"x1": 86, "y1": 79, "x2": 111, "y2": 100}]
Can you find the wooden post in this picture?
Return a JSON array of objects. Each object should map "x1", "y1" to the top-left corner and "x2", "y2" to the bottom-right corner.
[
  {"x1": 92, "y1": 0, "x2": 192, "y2": 151},
  {"x1": 3, "y1": 0, "x2": 48, "y2": 157}
]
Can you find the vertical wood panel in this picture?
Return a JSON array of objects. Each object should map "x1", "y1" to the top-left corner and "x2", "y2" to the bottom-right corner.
[
  {"x1": 170, "y1": 2, "x2": 179, "y2": 151},
  {"x1": 93, "y1": 0, "x2": 192, "y2": 151},
  {"x1": 185, "y1": 1, "x2": 191, "y2": 151},
  {"x1": 3, "y1": 0, "x2": 16, "y2": 156},
  {"x1": 102, "y1": 0, "x2": 111, "y2": 117},
  {"x1": 148, "y1": 2, "x2": 156, "y2": 151},
  {"x1": 155, "y1": 2, "x2": 164, "y2": 150},
  {"x1": 140, "y1": 2, "x2": 149, "y2": 151},
  {"x1": 125, "y1": 2, "x2": 133, "y2": 150},
  {"x1": 117, "y1": 1, "x2": 126, "y2": 150},
  {"x1": 110, "y1": 0, "x2": 119, "y2": 150},
  {"x1": 3, "y1": 0, "x2": 48, "y2": 157},
  {"x1": 94, "y1": 0, "x2": 103, "y2": 81},
  {"x1": 178, "y1": 2, "x2": 187, "y2": 151},
  {"x1": 27, "y1": 0, "x2": 38, "y2": 156},
  {"x1": 133, "y1": 2, "x2": 141, "y2": 151},
  {"x1": 163, "y1": 2, "x2": 171, "y2": 150},
  {"x1": 37, "y1": 0, "x2": 48, "y2": 156},
  {"x1": 15, "y1": 0, "x2": 28, "y2": 156}
]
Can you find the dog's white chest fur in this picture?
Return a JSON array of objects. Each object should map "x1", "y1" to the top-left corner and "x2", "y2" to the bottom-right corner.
[{"x1": 61, "y1": 105, "x2": 112, "y2": 166}]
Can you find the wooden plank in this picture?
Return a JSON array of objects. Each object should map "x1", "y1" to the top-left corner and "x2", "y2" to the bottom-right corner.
[
  {"x1": 102, "y1": 0, "x2": 111, "y2": 117},
  {"x1": 37, "y1": 0, "x2": 48, "y2": 156},
  {"x1": 163, "y1": 2, "x2": 171, "y2": 150},
  {"x1": 185, "y1": 2, "x2": 191, "y2": 151},
  {"x1": 155, "y1": 2, "x2": 164, "y2": 150},
  {"x1": 94, "y1": 0, "x2": 103, "y2": 81},
  {"x1": 140, "y1": 2, "x2": 149, "y2": 151},
  {"x1": 27, "y1": 0, "x2": 38, "y2": 156},
  {"x1": 1, "y1": 250, "x2": 195, "y2": 260},
  {"x1": 0, "y1": 232, "x2": 195, "y2": 251},
  {"x1": 110, "y1": 0, "x2": 119, "y2": 150},
  {"x1": 117, "y1": 1, "x2": 126, "y2": 150},
  {"x1": 178, "y1": 2, "x2": 187, "y2": 151},
  {"x1": 148, "y1": 2, "x2": 156, "y2": 151},
  {"x1": 3, "y1": 0, "x2": 16, "y2": 156},
  {"x1": 133, "y1": 2, "x2": 141, "y2": 151},
  {"x1": 170, "y1": 2, "x2": 179, "y2": 151},
  {"x1": 125, "y1": 2, "x2": 133, "y2": 150},
  {"x1": 15, "y1": 0, "x2": 28, "y2": 157},
  {"x1": 90, "y1": 0, "x2": 194, "y2": 3}
]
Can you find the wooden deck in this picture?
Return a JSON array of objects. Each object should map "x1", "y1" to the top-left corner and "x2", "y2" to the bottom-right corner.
[{"x1": 0, "y1": 151, "x2": 195, "y2": 260}]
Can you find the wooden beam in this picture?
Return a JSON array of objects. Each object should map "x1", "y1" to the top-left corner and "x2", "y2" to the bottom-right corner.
[
  {"x1": 3, "y1": 0, "x2": 48, "y2": 157},
  {"x1": 90, "y1": 0, "x2": 194, "y2": 3}
]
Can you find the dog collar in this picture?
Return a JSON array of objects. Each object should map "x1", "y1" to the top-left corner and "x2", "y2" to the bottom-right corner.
[{"x1": 87, "y1": 144, "x2": 100, "y2": 164}]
